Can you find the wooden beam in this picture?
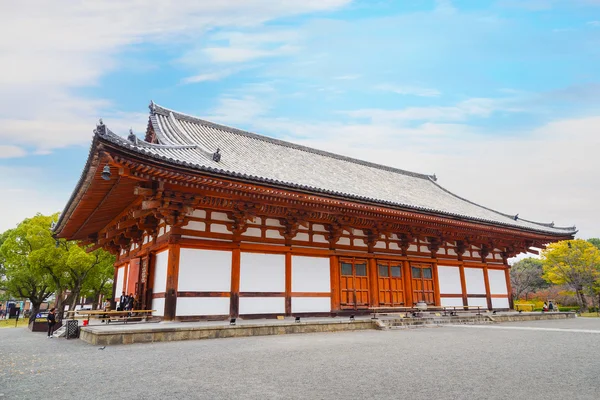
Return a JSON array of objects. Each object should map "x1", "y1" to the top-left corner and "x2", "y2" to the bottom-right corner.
[
  {"x1": 230, "y1": 246, "x2": 241, "y2": 318},
  {"x1": 164, "y1": 244, "x2": 180, "y2": 321},
  {"x1": 432, "y1": 260, "x2": 441, "y2": 307},
  {"x1": 330, "y1": 255, "x2": 340, "y2": 312},
  {"x1": 483, "y1": 265, "x2": 492, "y2": 310},
  {"x1": 285, "y1": 252, "x2": 292, "y2": 315},
  {"x1": 459, "y1": 263, "x2": 468, "y2": 307},
  {"x1": 505, "y1": 267, "x2": 514, "y2": 309},
  {"x1": 403, "y1": 260, "x2": 413, "y2": 307}
]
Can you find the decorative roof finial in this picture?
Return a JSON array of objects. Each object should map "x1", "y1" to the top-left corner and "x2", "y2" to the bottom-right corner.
[
  {"x1": 149, "y1": 100, "x2": 156, "y2": 113},
  {"x1": 514, "y1": 214, "x2": 519, "y2": 221},
  {"x1": 98, "y1": 118, "x2": 104, "y2": 126},
  {"x1": 432, "y1": 173, "x2": 437, "y2": 182},
  {"x1": 128, "y1": 128, "x2": 136, "y2": 143},
  {"x1": 550, "y1": 221, "x2": 554, "y2": 227},
  {"x1": 212, "y1": 148, "x2": 221, "y2": 162}
]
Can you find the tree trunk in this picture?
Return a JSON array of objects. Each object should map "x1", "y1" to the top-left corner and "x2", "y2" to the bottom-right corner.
[
  {"x1": 576, "y1": 290, "x2": 588, "y2": 312},
  {"x1": 54, "y1": 290, "x2": 65, "y2": 322},
  {"x1": 28, "y1": 302, "x2": 42, "y2": 324}
]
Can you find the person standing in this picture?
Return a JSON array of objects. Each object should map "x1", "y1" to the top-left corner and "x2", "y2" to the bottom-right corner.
[
  {"x1": 119, "y1": 291, "x2": 127, "y2": 311},
  {"x1": 549, "y1": 301, "x2": 555, "y2": 312},
  {"x1": 126, "y1": 293, "x2": 135, "y2": 311},
  {"x1": 47, "y1": 308, "x2": 57, "y2": 338}
]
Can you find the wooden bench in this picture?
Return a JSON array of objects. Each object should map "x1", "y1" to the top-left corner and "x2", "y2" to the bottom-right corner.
[
  {"x1": 67, "y1": 310, "x2": 156, "y2": 324},
  {"x1": 443, "y1": 306, "x2": 485, "y2": 316}
]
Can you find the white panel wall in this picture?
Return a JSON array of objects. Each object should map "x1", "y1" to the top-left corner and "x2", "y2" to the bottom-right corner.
[
  {"x1": 488, "y1": 269, "x2": 508, "y2": 295},
  {"x1": 437, "y1": 266, "x2": 462, "y2": 294},
  {"x1": 152, "y1": 298, "x2": 165, "y2": 317},
  {"x1": 114, "y1": 266, "x2": 124, "y2": 300},
  {"x1": 292, "y1": 297, "x2": 331, "y2": 313},
  {"x1": 464, "y1": 267, "x2": 486, "y2": 294},
  {"x1": 467, "y1": 297, "x2": 488, "y2": 308},
  {"x1": 441, "y1": 297, "x2": 464, "y2": 307},
  {"x1": 153, "y1": 250, "x2": 169, "y2": 293},
  {"x1": 292, "y1": 256, "x2": 330, "y2": 293},
  {"x1": 492, "y1": 297, "x2": 510, "y2": 309},
  {"x1": 177, "y1": 297, "x2": 230, "y2": 316},
  {"x1": 240, "y1": 253, "x2": 285, "y2": 292},
  {"x1": 239, "y1": 297, "x2": 285, "y2": 314},
  {"x1": 178, "y1": 249, "x2": 232, "y2": 292}
]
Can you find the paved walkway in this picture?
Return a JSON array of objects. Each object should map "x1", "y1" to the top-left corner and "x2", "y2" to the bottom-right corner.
[{"x1": 1, "y1": 318, "x2": 599, "y2": 399}]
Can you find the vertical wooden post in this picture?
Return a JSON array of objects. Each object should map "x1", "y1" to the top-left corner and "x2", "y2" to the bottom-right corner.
[
  {"x1": 459, "y1": 264, "x2": 468, "y2": 307},
  {"x1": 164, "y1": 244, "x2": 180, "y2": 321},
  {"x1": 432, "y1": 261, "x2": 441, "y2": 307},
  {"x1": 483, "y1": 265, "x2": 492, "y2": 310},
  {"x1": 285, "y1": 252, "x2": 292, "y2": 315},
  {"x1": 230, "y1": 247, "x2": 241, "y2": 317},
  {"x1": 330, "y1": 255, "x2": 340, "y2": 313},
  {"x1": 403, "y1": 260, "x2": 413, "y2": 306},
  {"x1": 504, "y1": 266, "x2": 513, "y2": 309},
  {"x1": 111, "y1": 265, "x2": 119, "y2": 309},
  {"x1": 368, "y1": 258, "x2": 379, "y2": 307}
]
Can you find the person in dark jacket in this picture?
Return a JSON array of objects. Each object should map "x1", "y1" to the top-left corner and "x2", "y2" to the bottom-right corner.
[
  {"x1": 126, "y1": 294, "x2": 135, "y2": 311},
  {"x1": 119, "y1": 291, "x2": 127, "y2": 311},
  {"x1": 47, "y1": 308, "x2": 57, "y2": 338}
]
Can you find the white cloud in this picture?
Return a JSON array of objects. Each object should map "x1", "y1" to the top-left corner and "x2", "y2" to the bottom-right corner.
[
  {"x1": 0, "y1": 145, "x2": 27, "y2": 159},
  {"x1": 182, "y1": 70, "x2": 236, "y2": 84},
  {"x1": 0, "y1": 0, "x2": 350, "y2": 152},
  {"x1": 587, "y1": 21, "x2": 600, "y2": 26},
  {"x1": 377, "y1": 84, "x2": 441, "y2": 97},
  {"x1": 333, "y1": 74, "x2": 361, "y2": 80}
]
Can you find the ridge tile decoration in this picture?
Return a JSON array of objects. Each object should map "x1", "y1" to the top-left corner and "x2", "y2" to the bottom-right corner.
[{"x1": 53, "y1": 102, "x2": 576, "y2": 320}]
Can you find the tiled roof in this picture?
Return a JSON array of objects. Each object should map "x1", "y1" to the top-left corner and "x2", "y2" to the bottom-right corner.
[{"x1": 96, "y1": 102, "x2": 576, "y2": 236}]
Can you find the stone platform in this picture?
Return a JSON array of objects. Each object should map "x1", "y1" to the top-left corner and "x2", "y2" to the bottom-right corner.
[{"x1": 79, "y1": 312, "x2": 576, "y2": 346}]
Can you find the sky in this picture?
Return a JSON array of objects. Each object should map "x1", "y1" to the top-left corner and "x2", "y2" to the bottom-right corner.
[{"x1": 0, "y1": 0, "x2": 599, "y2": 243}]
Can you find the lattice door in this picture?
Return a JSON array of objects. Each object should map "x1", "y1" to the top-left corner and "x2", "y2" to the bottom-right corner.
[{"x1": 377, "y1": 261, "x2": 405, "y2": 306}]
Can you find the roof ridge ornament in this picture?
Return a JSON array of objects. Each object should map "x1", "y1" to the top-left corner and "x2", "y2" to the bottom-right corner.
[
  {"x1": 149, "y1": 100, "x2": 156, "y2": 113},
  {"x1": 514, "y1": 214, "x2": 519, "y2": 221},
  {"x1": 93, "y1": 118, "x2": 106, "y2": 135},
  {"x1": 128, "y1": 128, "x2": 137, "y2": 144},
  {"x1": 213, "y1": 148, "x2": 221, "y2": 162}
]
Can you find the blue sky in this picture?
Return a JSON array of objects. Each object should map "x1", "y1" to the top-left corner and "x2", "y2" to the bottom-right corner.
[{"x1": 1, "y1": 0, "x2": 599, "y2": 239}]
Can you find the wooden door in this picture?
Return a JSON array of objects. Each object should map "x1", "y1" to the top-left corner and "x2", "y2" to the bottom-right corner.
[
  {"x1": 340, "y1": 259, "x2": 370, "y2": 309},
  {"x1": 411, "y1": 263, "x2": 435, "y2": 305},
  {"x1": 377, "y1": 261, "x2": 405, "y2": 306}
]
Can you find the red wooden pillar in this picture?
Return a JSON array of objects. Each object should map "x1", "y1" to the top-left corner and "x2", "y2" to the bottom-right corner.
[
  {"x1": 330, "y1": 255, "x2": 340, "y2": 313},
  {"x1": 368, "y1": 258, "x2": 379, "y2": 307},
  {"x1": 285, "y1": 252, "x2": 292, "y2": 315},
  {"x1": 459, "y1": 264, "x2": 468, "y2": 307},
  {"x1": 403, "y1": 260, "x2": 413, "y2": 306},
  {"x1": 483, "y1": 265, "x2": 492, "y2": 310},
  {"x1": 164, "y1": 243, "x2": 180, "y2": 321},
  {"x1": 111, "y1": 264, "x2": 119, "y2": 308},
  {"x1": 230, "y1": 247, "x2": 241, "y2": 317},
  {"x1": 432, "y1": 261, "x2": 441, "y2": 307},
  {"x1": 504, "y1": 267, "x2": 513, "y2": 309}
]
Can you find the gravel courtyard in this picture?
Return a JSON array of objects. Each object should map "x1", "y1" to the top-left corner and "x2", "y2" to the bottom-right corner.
[{"x1": 1, "y1": 318, "x2": 600, "y2": 400}]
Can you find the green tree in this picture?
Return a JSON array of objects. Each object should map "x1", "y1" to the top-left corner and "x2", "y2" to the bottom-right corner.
[
  {"x1": 0, "y1": 215, "x2": 59, "y2": 322},
  {"x1": 588, "y1": 238, "x2": 600, "y2": 250},
  {"x1": 510, "y1": 257, "x2": 548, "y2": 300},
  {"x1": 542, "y1": 240, "x2": 600, "y2": 312},
  {"x1": 81, "y1": 260, "x2": 114, "y2": 310}
]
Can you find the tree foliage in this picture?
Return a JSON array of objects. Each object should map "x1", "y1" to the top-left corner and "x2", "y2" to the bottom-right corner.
[
  {"x1": 0, "y1": 213, "x2": 115, "y2": 321},
  {"x1": 510, "y1": 257, "x2": 548, "y2": 300},
  {"x1": 542, "y1": 239, "x2": 600, "y2": 312}
]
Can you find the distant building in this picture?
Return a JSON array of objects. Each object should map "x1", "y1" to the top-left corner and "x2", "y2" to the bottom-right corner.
[{"x1": 54, "y1": 102, "x2": 576, "y2": 320}]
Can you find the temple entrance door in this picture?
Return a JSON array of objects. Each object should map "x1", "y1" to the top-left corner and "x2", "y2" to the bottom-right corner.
[
  {"x1": 340, "y1": 258, "x2": 370, "y2": 309},
  {"x1": 410, "y1": 263, "x2": 435, "y2": 305},
  {"x1": 377, "y1": 261, "x2": 405, "y2": 307}
]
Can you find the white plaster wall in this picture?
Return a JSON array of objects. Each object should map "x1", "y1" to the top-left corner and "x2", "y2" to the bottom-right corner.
[
  {"x1": 292, "y1": 297, "x2": 331, "y2": 313},
  {"x1": 492, "y1": 297, "x2": 510, "y2": 309},
  {"x1": 211, "y1": 212, "x2": 231, "y2": 221},
  {"x1": 243, "y1": 227, "x2": 262, "y2": 237},
  {"x1": 190, "y1": 209, "x2": 206, "y2": 218},
  {"x1": 354, "y1": 239, "x2": 367, "y2": 247},
  {"x1": 408, "y1": 244, "x2": 418, "y2": 252},
  {"x1": 210, "y1": 224, "x2": 231, "y2": 234},
  {"x1": 265, "y1": 218, "x2": 282, "y2": 227},
  {"x1": 437, "y1": 266, "x2": 462, "y2": 294},
  {"x1": 447, "y1": 248, "x2": 457, "y2": 256},
  {"x1": 389, "y1": 242, "x2": 401, "y2": 251},
  {"x1": 313, "y1": 224, "x2": 326, "y2": 232},
  {"x1": 176, "y1": 297, "x2": 230, "y2": 316},
  {"x1": 114, "y1": 266, "x2": 124, "y2": 300},
  {"x1": 313, "y1": 234, "x2": 328, "y2": 244},
  {"x1": 183, "y1": 221, "x2": 205, "y2": 231},
  {"x1": 152, "y1": 298, "x2": 165, "y2": 317},
  {"x1": 239, "y1": 297, "x2": 285, "y2": 314},
  {"x1": 178, "y1": 249, "x2": 232, "y2": 292},
  {"x1": 441, "y1": 297, "x2": 464, "y2": 307},
  {"x1": 464, "y1": 267, "x2": 486, "y2": 294},
  {"x1": 337, "y1": 237, "x2": 351, "y2": 246},
  {"x1": 294, "y1": 232, "x2": 310, "y2": 242},
  {"x1": 488, "y1": 269, "x2": 508, "y2": 295},
  {"x1": 374, "y1": 242, "x2": 386, "y2": 249},
  {"x1": 266, "y1": 229, "x2": 284, "y2": 239},
  {"x1": 153, "y1": 250, "x2": 169, "y2": 293},
  {"x1": 420, "y1": 246, "x2": 429, "y2": 253},
  {"x1": 240, "y1": 253, "x2": 285, "y2": 292},
  {"x1": 291, "y1": 256, "x2": 330, "y2": 292},
  {"x1": 467, "y1": 297, "x2": 488, "y2": 308}
]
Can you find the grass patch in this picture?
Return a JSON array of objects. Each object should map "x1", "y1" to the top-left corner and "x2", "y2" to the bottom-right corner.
[
  {"x1": 0, "y1": 318, "x2": 30, "y2": 328},
  {"x1": 579, "y1": 312, "x2": 600, "y2": 318}
]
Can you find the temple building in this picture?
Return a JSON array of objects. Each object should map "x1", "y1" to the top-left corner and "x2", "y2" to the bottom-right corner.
[{"x1": 54, "y1": 102, "x2": 576, "y2": 320}]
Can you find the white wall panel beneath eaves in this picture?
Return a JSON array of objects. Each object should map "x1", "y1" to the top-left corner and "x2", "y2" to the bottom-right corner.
[
  {"x1": 492, "y1": 297, "x2": 510, "y2": 309},
  {"x1": 437, "y1": 266, "x2": 462, "y2": 294},
  {"x1": 114, "y1": 267, "x2": 124, "y2": 300},
  {"x1": 153, "y1": 250, "x2": 169, "y2": 293},
  {"x1": 152, "y1": 298, "x2": 165, "y2": 317},
  {"x1": 464, "y1": 267, "x2": 486, "y2": 294},
  {"x1": 291, "y1": 256, "x2": 330, "y2": 292},
  {"x1": 178, "y1": 249, "x2": 232, "y2": 292},
  {"x1": 467, "y1": 297, "x2": 488, "y2": 308},
  {"x1": 440, "y1": 297, "x2": 464, "y2": 307},
  {"x1": 292, "y1": 297, "x2": 331, "y2": 313},
  {"x1": 240, "y1": 253, "x2": 285, "y2": 292},
  {"x1": 176, "y1": 297, "x2": 230, "y2": 316},
  {"x1": 239, "y1": 297, "x2": 285, "y2": 314},
  {"x1": 488, "y1": 269, "x2": 508, "y2": 295}
]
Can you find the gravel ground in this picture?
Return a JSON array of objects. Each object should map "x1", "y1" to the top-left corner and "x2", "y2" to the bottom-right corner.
[{"x1": 1, "y1": 318, "x2": 600, "y2": 400}]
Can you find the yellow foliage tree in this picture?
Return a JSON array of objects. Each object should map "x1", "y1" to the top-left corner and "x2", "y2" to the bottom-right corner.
[{"x1": 542, "y1": 240, "x2": 600, "y2": 312}]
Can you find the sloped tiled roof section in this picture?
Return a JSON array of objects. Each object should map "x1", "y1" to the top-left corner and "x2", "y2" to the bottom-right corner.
[{"x1": 99, "y1": 102, "x2": 576, "y2": 236}]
